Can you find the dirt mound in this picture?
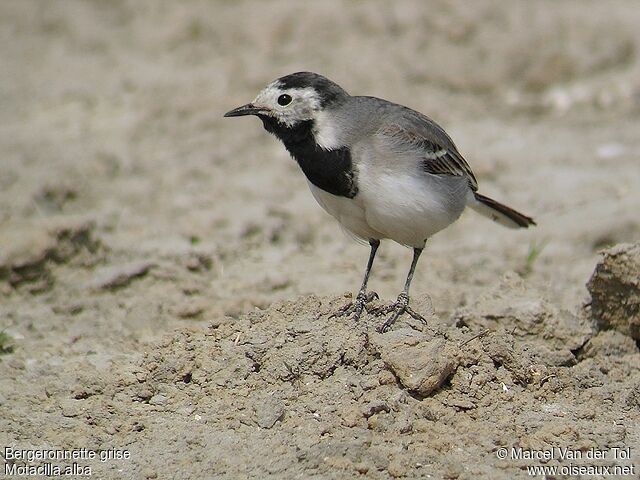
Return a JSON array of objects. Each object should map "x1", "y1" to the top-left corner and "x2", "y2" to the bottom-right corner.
[
  {"x1": 2, "y1": 250, "x2": 639, "y2": 478},
  {"x1": 8, "y1": 286, "x2": 628, "y2": 479},
  {"x1": 587, "y1": 242, "x2": 640, "y2": 340}
]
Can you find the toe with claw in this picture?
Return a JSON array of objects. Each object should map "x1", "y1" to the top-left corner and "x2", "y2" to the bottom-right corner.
[
  {"x1": 331, "y1": 291, "x2": 379, "y2": 321},
  {"x1": 376, "y1": 292, "x2": 427, "y2": 333}
]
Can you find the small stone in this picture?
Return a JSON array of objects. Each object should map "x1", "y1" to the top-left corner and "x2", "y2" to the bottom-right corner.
[
  {"x1": 354, "y1": 462, "x2": 370, "y2": 474},
  {"x1": 177, "y1": 406, "x2": 195, "y2": 416},
  {"x1": 367, "y1": 414, "x2": 392, "y2": 432},
  {"x1": 341, "y1": 406, "x2": 365, "y2": 428},
  {"x1": 372, "y1": 330, "x2": 460, "y2": 396},
  {"x1": 396, "y1": 419, "x2": 412, "y2": 434},
  {"x1": 362, "y1": 400, "x2": 390, "y2": 418},
  {"x1": 255, "y1": 397, "x2": 284, "y2": 429},
  {"x1": 135, "y1": 388, "x2": 153, "y2": 402},
  {"x1": 149, "y1": 394, "x2": 167, "y2": 406},
  {"x1": 378, "y1": 370, "x2": 397, "y2": 385},
  {"x1": 72, "y1": 384, "x2": 100, "y2": 399}
]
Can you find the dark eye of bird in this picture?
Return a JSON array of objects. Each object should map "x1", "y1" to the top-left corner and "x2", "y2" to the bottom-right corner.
[{"x1": 277, "y1": 94, "x2": 292, "y2": 106}]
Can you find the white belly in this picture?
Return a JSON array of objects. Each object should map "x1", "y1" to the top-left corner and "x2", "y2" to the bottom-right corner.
[
  {"x1": 307, "y1": 181, "x2": 383, "y2": 241},
  {"x1": 307, "y1": 165, "x2": 468, "y2": 248},
  {"x1": 359, "y1": 165, "x2": 468, "y2": 247}
]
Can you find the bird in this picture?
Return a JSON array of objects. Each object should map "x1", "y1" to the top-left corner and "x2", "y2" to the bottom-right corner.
[{"x1": 224, "y1": 72, "x2": 535, "y2": 332}]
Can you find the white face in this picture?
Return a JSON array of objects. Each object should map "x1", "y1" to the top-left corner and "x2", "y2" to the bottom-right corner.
[{"x1": 252, "y1": 82, "x2": 322, "y2": 127}]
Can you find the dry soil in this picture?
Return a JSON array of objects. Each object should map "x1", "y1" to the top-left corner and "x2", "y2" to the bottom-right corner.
[{"x1": 1, "y1": 1, "x2": 639, "y2": 479}]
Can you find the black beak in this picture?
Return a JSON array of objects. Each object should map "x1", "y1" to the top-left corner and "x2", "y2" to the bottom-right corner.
[{"x1": 223, "y1": 103, "x2": 264, "y2": 118}]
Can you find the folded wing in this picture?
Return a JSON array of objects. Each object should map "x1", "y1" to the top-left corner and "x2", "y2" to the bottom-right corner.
[{"x1": 377, "y1": 108, "x2": 478, "y2": 191}]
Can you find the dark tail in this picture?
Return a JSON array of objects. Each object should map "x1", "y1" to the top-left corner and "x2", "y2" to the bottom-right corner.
[{"x1": 469, "y1": 192, "x2": 536, "y2": 229}]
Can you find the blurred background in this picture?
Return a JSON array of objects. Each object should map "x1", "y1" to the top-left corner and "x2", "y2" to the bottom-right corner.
[
  {"x1": 1, "y1": 0, "x2": 639, "y2": 340},
  {"x1": 1, "y1": 2, "x2": 640, "y2": 478}
]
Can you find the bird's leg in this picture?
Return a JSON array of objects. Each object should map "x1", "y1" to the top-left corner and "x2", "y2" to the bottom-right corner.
[
  {"x1": 331, "y1": 239, "x2": 380, "y2": 321},
  {"x1": 377, "y1": 246, "x2": 427, "y2": 332},
  {"x1": 353, "y1": 239, "x2": 380, "y2": 319}
]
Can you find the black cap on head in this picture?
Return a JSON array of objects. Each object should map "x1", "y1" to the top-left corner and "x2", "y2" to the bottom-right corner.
[{"x1": 276, "y1": 72, "x2": 348, "y2": 107}]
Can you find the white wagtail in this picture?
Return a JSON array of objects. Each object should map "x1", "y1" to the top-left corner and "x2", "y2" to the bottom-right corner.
[{"x1": 225, "y1": 72, "x2": 535, "y2": 331}]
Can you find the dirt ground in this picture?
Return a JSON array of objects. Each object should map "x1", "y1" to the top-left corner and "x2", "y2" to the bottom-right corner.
[{"x1": 1, "y1": 1, "x2": 639, "y2": 479}]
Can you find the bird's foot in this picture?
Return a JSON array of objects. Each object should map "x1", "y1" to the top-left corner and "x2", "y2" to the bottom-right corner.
[
  {"x1": 375, "y1": 292, "x2": 427, "y2": 333},
  {"x1": 330, "y1": 291, "x2": 379, "y2": 321}
]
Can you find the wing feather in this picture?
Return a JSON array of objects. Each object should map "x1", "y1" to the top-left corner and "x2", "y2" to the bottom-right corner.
[{"x1": 377, "y1": 109, "x2": 478, "y2": 191}]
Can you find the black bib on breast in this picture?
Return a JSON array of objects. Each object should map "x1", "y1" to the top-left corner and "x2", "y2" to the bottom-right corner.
[{"x1": 259, "y1": 117, "x2": 358, "y2": 199}]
